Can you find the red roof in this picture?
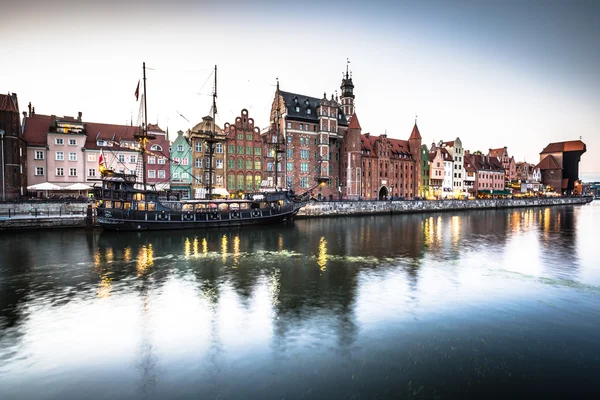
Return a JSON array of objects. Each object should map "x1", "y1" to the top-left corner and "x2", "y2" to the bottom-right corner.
[
  {"x1": 0, "y1": 93, "x2": 19, "y2": 113},
  {"x1": 536, "y1": 154, "x2": 562, "y2": 170},
  {"x1": 540, "y1": 140, "x2": 586, "y2": 154},
  {"x1": 348, "y1": 113, "x2": 361, "y2": 130},
  {"x1": 147, "y1": 123, "x2": 165, "y2": 133},
  {"x1": 488, "y1": 147, "x2": 506, "y2": 158},
  {"x1": 441, "y1": 140, "x2": 454, "y2": 147},
  {"x1": 440, "y1": 148, "x2": 452, "y2": 161},
  {"x1": 360, "y1": 134, "x2": 411, "y2": 158},
  {"x1": 84, "y1": 122, "x2": 141, "y2": 150},
  {"x1": 409, "y1": 123, "x2": 421, "y2": 140},
  {"x1": 23, "y1": 114, "x2": 52, "y2": 146}
]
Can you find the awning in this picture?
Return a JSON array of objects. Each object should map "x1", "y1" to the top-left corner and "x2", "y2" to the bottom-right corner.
[
  {"x1": 27, "y1": 182, "x2": 64, "y2": 191},
  {"x1": 64, "y1": 183, "x2": 92, "y2": 190},
  {"x1": 194, "y1": 187, "x2": 229, "y2": 199}
]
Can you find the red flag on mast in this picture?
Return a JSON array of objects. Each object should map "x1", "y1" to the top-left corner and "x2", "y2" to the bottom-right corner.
[
  {"x1": 134, "y1": 80, "x2": 140, "y2": 101},
  {"x1": 99, "y1": 149, "x2": 105, "y2": 171}
]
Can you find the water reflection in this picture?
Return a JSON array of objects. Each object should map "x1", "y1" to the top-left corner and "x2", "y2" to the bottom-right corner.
[{"x1": 0, "y1": 204, "x2": 598, "y2": 399}]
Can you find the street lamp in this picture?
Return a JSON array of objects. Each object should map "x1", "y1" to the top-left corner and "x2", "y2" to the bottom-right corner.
[{"x1": 0, "y1": 129, "x2": 5, "y2": 201}]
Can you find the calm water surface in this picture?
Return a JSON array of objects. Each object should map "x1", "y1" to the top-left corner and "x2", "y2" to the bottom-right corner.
[{"x1": 1, "y1": 203, "x2": 599, "y2": 399}]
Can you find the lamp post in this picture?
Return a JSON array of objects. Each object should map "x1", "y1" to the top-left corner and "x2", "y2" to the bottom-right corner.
[{"x1": 0, "y1": 129, "x2": 5, "y2": 201}]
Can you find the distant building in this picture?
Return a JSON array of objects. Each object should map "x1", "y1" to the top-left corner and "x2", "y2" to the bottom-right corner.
[
  {"x1": 428, "y1": 146, "x2": 445, "y2": 198},
  {"x1": 170, "y1": 130, "x2": 192, "y2": 199},
  {"x1": 188, "y1": 116, "x2": 226, "y2": 198},
  {"x1": 488, "y1": 146, "x2": 516, "y2": 182},
  {"x1": 0, "y1": 93, "x2": 27, "y2": 199},
  {"x1": 420, "y1": 144, "x2": 430, "y2": 197},
  {"x1": 465, "y1": 153, "x2": 506, "y2": 196},
  {"x1": 536, "y1": 140, "x2": 586, "y2": 194},
  {"x1": 439, "y1": 138, "x2": 466, "y2": 196}
]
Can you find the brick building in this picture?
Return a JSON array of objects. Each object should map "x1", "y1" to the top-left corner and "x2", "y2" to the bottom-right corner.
[
  {"x1": 223, "y1": 109, "x2": 263, "y2": 195},
  {"x1": 488, "y1": 146, "x2": 516, "y2": 182},
  {"x1": 187, "y1": 116, "x2": 226, "y2": 198},
  {"x1": 0, "y1": 93, "x2": 27, "y2": 200},
  {"x1": 536, "y1": 140, "x2": 586, "y2": 194}
]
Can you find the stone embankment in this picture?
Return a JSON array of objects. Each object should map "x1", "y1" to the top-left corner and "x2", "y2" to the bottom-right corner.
[
  {"x1": 0, "y1": 197, "x2": 593, "y2": 231},
  {"x1": 296, "y1": 196, "x2": 593, "y2": 218}
]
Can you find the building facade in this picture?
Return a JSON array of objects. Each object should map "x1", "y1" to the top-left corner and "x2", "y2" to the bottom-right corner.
[
  {"x1": 536, "y1": 140, "x2": 586, "y2": 194},
  {"x1": 488, "y1": 146, "x2": 516, "y2": 182},
  {"x1": 0, "y1": 93, "x2": 27, "y2": 199},
  {"x1": 170, "y1": 130, "x2": 193, "y2": 199},
  {"x1": 188, "y1": 116, "x2": 226, "y2": 198}
]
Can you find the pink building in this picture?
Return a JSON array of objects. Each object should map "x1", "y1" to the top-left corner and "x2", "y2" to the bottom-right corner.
[
  {"x1": 488, "y1": 146, "x2": 516, "y2": 182},
  {"x1": 466, "y1": 154, "x2": 505, "y2": 195},
  {"x1": 428, "y1": 146, "x2": 445, "y2": 196}
]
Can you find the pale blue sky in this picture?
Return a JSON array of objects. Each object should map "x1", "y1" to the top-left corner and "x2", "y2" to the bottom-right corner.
[{"x1": 2, "y1": 0, "x2": 599, "y2": 173}]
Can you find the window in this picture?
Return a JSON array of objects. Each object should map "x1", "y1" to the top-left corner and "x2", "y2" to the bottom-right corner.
[
  {"x1": 287, "y1": 149, "x2": 293, "y2": 158},
  {"x1": 216, "y1": 143, "x2": 223, "y2": 154},
  {"x1": 182, "y1": 158, "x2": 189, "y2": 166},
  {"x1": 55, "y1": 151, "x2": 64, "y2": 161},
  {"x1": 254, "y1": 147, "x2": 261, "y2": 156},
  {"x1": 286, "y1": 176, "x2": 293, "y2": 188},
  {"x1": 158, "y1": 170, "x2": 166, "y2": 179},
  {"x1": 246, "y1": 175, "x2": 253, "y2": 190},
  {"x1": 130, "y1": 155, "x2": 137, "y2": 163},
  {"x1": 55, "y1": 138, "x2": 64, "y2": 145},
  {"x1": 35, "y1": 167, "x2": 44, "y2": 176},
  {"x1": 295, "y1": 106, "x2": 300, "y2": 112},
  {"x1": 173, "y1": 157, "x2": 180, "y2": 164},
  {"x1": 158, "y1": 157, "x2": 166, "y2": 165},
  {"x1": 287, "y1": 162, "x2": 293, "y2": 171},
  {"x1": 69, "y1": 168, "x2": 77, "y2": 176},
  {"x1": 177, "y1": 144, "x2": 183, "y2": 152},
  {"x1": 246, "y1": 160, "x2": 253, "y2": 169},
  {"x1": 88, "y1": 168, "x2": 96, "y2": 177},
  {"x1": 237, "y1": 145, "x2": 244, "y2": 154},
  {"x1": 237, "y1": 159, "x2": 244, "y2": 169},
  {"x1": 287, "y1": 122, "x2": 291, "y2": 129},
  {"x1": 69, "y1": 152, "x2": 77, "y2": 161},
  {"x1": 228, "y1": 145, "x2": 235, "y2": 154},
  {"x1": 148, "y1": 156, "x2": 156, "y2": 164},
  {"x1": 237, "y1": 133, "x2": 244, "y2": 141},
  {"x1": 254, "y1": 160, "x2": 261, "y2": 170},
  {"x1": 307, "y1": 108, "x2": 311, "y2": 115},
  {"x1": 56, "y1": 167, "x2": 64, "y2": 176},
  {"x1": 300, "y1": 163, "x2": 309, "y2": 172},
  {"x1": 216, "y1": 175, "x2": 223, "y2": 185},
  {"x1": 228, "y1": 159, "x2": 234, "y2": 169},
  {"x1": 267, "y1": 162, "x2": 273, "y2": 172},
  {"x1": 237, "y1": 175, "x2": 244, "y2": 190},
  {"x1": 118, "y1": 154, "x2": 125, "y2": 163},
  {"x1": 195, "y1": 142, "x2": 202, "y2": 152},
  {"x1": 173, "y1": 172, "x2": 181, "y2": 179},
  {"x1": 35, "y1": 151, "x2": 44, "y2": 160},
  {"x1": 196, "y1": 174, "x2": 202, "y2": 184},
  {"x1": 300, "y1": 150, "x2": 309, "y2": 159},
  {"x1": 88, "y1": 154, "x2": 96, "y2": 162},
  {"x1": 299, "y1": 124, "x2": 304, "y2": 130},
  {"x1": 205, "y1": 157, "x2": 211, "y2": 168},
  {"x1": 246, "y1": 134, "x2": 253, "y2": 141},
  {"x1": 68, "y1": 138, "x2": 77, "y2": 146},
  {"x1": 216, "y1": 159, "x2": 223, "y2": 169},
  {"x1": 228, "y1": 175, "x2": 235, "y2": 190},
  {"x1": 300, "y1": 177, "x2": 309, "y2": 188},
  {"x1": 246, "y1": 146, "x2": 252, "y2": 155},
  {"x1": 148, "y1": 170, "x2": 156, "y2": 178},
  {"x1": 150, "y1": 144, "x2": 162, "y2": 151}
]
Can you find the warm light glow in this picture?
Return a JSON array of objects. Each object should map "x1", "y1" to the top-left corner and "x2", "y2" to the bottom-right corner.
[
  {"x1": 451, "y1": 215, "x2": 460, "y2": 246},
  {"x1": 97, "y1": 275, "x2": 112, "y2": 299},
  {"x1": 317, "y1": 236, "x2": 328, "y2": 272},
  {"x1": 202, "y1": 238, "x2": 208, "y2": 256},
  {"x1": 136, "y1": 244, "x2": 154, "y2": 276},
  {"x1": 221, "y1": 235, "x2": 228, "y2": 264},
  {"x1": 193, "y1": 237, "x2": 199, "y2": 258},
  {"x1": 124, "y1": 246, "x2": 132, "y2": 262},
  {"x1": 232, "y1": 235, "x2": 240, "y2": 267},
  {"x1": 184, "y1": 237, "x2": 191, "y2": 259},
  {"x1": 105, "y1": 248, "x2": 114, "y2": 263},
  {"x1": 278, "y1": 234, "x2": 284, "y2": 251}
]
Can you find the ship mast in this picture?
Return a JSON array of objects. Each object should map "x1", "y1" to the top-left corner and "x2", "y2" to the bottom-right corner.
[
  {"x1": 135, "y1": 62, "x2": 155, "y2": 191},
  {"x1": 208, "y1": 65, "x2": 217, "y2": 199}
]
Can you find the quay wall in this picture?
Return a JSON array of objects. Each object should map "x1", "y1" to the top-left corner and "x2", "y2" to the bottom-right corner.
[{"x1": 296, "y1": 197, "x2": 593, "y2": 218}]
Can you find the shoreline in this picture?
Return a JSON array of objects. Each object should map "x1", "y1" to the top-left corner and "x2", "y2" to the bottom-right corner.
[{"x1": 0, "y1": 196, "x2": 593, "y2": 232}]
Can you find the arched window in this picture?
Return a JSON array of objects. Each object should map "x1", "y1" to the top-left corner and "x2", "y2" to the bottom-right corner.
[{"x1": 150, "y1": 144, "x2": 163, "y2": 151}]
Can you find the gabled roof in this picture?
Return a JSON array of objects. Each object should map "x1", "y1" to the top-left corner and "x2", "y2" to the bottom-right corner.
[
  {"x1": 536, "y1": 154, "x2": 562, "y2": 170},
  {"x1": 84, "y1": 122, "x2": 141, "y2": 150},
  {"x1": 488, "y1": 147, "x2": 507, "y2": 158},
  {"x1": 360, "y1": 134, "x2": 412, "y2": 158},
  {"x1": 190, "y1": 116, "x2": 223, "y2": 135},
  {"x1": 409, "y1": 123, "x2": 421, "y2": 140},
  {"x1": 348, "y1": 113, "x2": 361, "y2": 130},
  {"x1": 23, "y1": 114, "x2": 53, "y2": 146},
  {"x1": 440, "y1": 148, "x2": 452, "y2": 161},
  {"x1": 0, "y1": 93, "x2": 19, "y2": 113},
  {"x1": 440, "y1": 140, "x2": 454, "y2": 147},
  {"x1": 279, "y1": 90, "x2": 349, "y2": 126},
  {"x1": 540, "y1": 140, "x2": 586, "y2": 154}
]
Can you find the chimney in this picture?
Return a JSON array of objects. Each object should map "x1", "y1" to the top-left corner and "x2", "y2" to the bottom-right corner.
[
  {"x1": 32, "y1": 106, "x2": 35, "y2": 116},
  {"x1": 78, "y1": 111, "x2": 82, "y2": 122},
  {"x1": 28, "y1": 102, "x2": 32, "y2": 117}
]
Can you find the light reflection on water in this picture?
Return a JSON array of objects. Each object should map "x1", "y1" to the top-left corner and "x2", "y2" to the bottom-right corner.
[{"x1": 0, "y1": 203, "x2": 599, "y2": 399}]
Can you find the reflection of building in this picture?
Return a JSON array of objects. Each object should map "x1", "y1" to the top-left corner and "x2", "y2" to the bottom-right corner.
[
  {"x1": 170, "y1": 130, "x2": 192, "y2": 199},
  {"x1": 536, "y1": 140, "x2": 586, "y2": 194},
  {"x1": 223, "y1": 109, "x2": 264, "y2": 194},
  {"x1": 0, "y1": 93, "x2": 27, "y2": 199}
]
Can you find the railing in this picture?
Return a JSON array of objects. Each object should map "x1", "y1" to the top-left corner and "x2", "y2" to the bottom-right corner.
[{"x1": 0, "y1": 207, "x2": 87, "y2": 219}]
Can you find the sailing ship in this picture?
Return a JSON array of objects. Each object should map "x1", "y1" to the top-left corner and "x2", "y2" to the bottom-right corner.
[{"x1": 94, "y1": 63, "x2": 321, "y2": 231}]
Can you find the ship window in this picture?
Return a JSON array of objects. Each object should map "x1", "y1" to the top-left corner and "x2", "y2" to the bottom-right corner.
[
  {"x1": 230, "y1": 203, "x2": 240, "y2": 209},
  {"x1": 239, "y1": 203, "x2": 249, "y2": 210},
  {"x1": 218, "y1": 203, "x2": 228, "y2": 211},
  {"x1": 105, "y1": 200, "x2": 113, "y2": 209},
  {"x1": 138, "y1": 202, "x2": 146, "y2": 211},
  {"x1": 123, "y1": 202, "x2": 131, "y2": 210},
  {"x1": 147, "y1": 202, "x2": 156, "y2": 211},
  {"x1": 114, "y1": 201, "x2": 122, "y2": 209}
]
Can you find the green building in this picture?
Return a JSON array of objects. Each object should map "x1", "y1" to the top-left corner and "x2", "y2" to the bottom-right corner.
[
  {"x1": 420, "y1": 144, "x2": 430, "y2": 197},
  {"x1": 170, "y1": 130, "x2": 193, "y2": 199}
]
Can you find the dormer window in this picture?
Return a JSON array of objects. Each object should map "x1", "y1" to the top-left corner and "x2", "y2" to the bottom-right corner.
[
  {"x1": 306, "y1": 108, "x2": 311, "y2": 115},
  {"x1": 295, "y1": 106, "x2": 300, "y2": 112}
]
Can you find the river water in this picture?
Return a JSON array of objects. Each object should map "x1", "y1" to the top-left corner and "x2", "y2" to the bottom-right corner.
[{"x1": 1, "y1": 203, "x2": 599, "y2": 399}]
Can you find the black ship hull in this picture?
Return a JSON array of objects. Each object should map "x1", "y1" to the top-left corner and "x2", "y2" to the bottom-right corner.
[{"x1": 97, "y1": 205, "x2": 301, "y2": 231}]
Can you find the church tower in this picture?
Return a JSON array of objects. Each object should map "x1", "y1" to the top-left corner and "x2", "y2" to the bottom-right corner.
[
  {"x1": 408, "y1": 120, "x2": 422, "y2": 197},
  {"x1": 340, "y1": 62, "x2": 355, "y2": 119},
  {"x1": 342, "y1": 113, "x2": 362, "y2": 200}
]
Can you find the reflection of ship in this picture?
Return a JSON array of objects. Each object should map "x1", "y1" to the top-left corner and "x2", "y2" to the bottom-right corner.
[{"x1": 95, "y1": 63, "x2": 325, "y2": 231}]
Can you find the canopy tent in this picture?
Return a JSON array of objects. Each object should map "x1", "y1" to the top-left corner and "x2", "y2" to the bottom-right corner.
[
  {"x1": 64, "y1": 183, "x2": 92, "y2": 190},
  {"x1": 194, "y1": 187, "x2": 230, "y2": 199},
  {"x1": 27, "y1": 182, "x2": 63, "y2": 191}
]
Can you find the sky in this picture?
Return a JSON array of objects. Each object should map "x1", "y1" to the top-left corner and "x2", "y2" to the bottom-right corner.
[{"x1": 2, "y1": 0, "x2": 599, "y2": 176}]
